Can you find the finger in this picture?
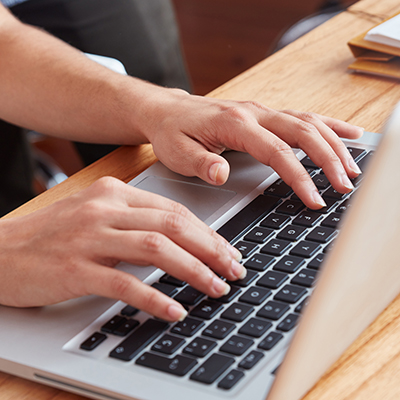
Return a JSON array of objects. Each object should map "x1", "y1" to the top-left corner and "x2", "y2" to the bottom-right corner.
[
  {"x1": 105, "y1": 229, "x2": 236, "y2": 298},
  {"x1": 223, "y1": 119, "x2": 326, "y2": 209},
  {"x1": 280, "y1": 110, "x2": 362, "y2": 179},
  {"x1": 83, "y1": 265, "x2": 188, "y2": 322},
  {"x1": 249, "y1": 109, "x2": 356, "y2": 195},
  {"x1": 310, "y1": 113, "x2": 364, "y2": 139},
  {"x1": 154, "y1": 133, "x2": 231, "y2": 185},
  {"x1": 87, "y1": 177, "x2": 210, "y2": 233},
  {"x1": 110, "y1": 207, "x2": 245, "y2": 281}
]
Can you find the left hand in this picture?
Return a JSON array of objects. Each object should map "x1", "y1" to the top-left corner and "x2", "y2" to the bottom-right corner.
[{"x1": 140, "y1": 88, "x2": 363, "y2": 209}]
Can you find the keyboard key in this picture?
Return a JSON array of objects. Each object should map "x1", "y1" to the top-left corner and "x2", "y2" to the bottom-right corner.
[
  {"x1": 217, "y1": 195, "x2": 281, "y2": 242},
  {"x1": 212, "y1": 285, "x2": 242, "y2": 303},
  {"x1": 277, "y1": 313, "x2": 299, "y2": 332},
  {"x1": 174, "y1": 286, "x2": 204, "y2": 305},
  {"x1": 239, "y1": 286, "x2": 271, "y2": 305},
  {"x1": 295, "y1": 296, "x2": 310, "y2": 313},
  {"x1": 274, "y1": 284, "x2": 307, "y2": 304},
  {"x1": 120, "y1": 305, "x2": 139, "y2": 317},
  {"x1": 244, "y1": 254, "x2": 275, "y2": 271},
  {"x1": 183, "y1": 337, "x2": 217, "y2": 357},
  {"x1": 258, "y1": 332, "x2": 283, "y2": 351},
  {"x1": 273, "y1": 255, "x2": 305, "y2": 273},
  {"x1": 257, "y1": 270, "x2": 288, "y2": 289},
  {"x1": 234, "y1": 241, "x2": 258, "y2": 258},
  {"x1": 202, "y1": 320, "x2": 235, "y2": 339},
  {"x1": 293, "y1": 211, "x2": 322, "y2": 227},
  {"x1": 101, "y1": 315, "x2": 126, "y2": 334},
  {"x1": 238, "y1": 350, "x2": 264, "y2": 370},
  {"x1": 221, "y1": 303, "x2": 254, "y2": 322},
  {"x1": 151, "y1": 282, "x2": 178, "y2": 297},
  {"x1": 309, "y1": 198, "x2": 337, "y2": 214},
  {"x1": 308, "y1": 253, "x2": 324, "y2": 270},
  {"x1": 257, "y1": 300, "x2": 289, "y2": 320},
  {"x1": 151, "y1": 334, "x2": 186, "y2": 355},
  {"x1": 336, "y1": 199, "x2": 352, "y2": 213},
  {"x1": 171, "y1": 317, "x2": 204, "y2": 337},
  {"x1": 113, "y1": 319, "x2": 140, "y2": 337},
  {"x1": 220, "y1": 335, "x2": 254, "y2": 356},
  {"x1": 323, "y1": 186, "x2": 348, "y2": 200},
  {"x1": 290, "y1": 240, "x2": 321, "y2": 258},
  {"x1": 300, "y1": 156, "x2": 318, "y2": 169},
  {"x1": 324, "y1": 241, "x2": 335, "y2": 253},
  {"x1": 312, "y1": 174, "x2": 330, "y2": 189},
  {"x1": 321, "y1": 212, "x2": 343, "y2": 229},
  {"x1": 291, "y1": 268, "x2": 317, "y2": 287},
  {"x1": 356, "y1": 150, "x2": 373, "y2": 173},
  {"x1": 218, "y1": 369, "x2": 245, "y2": 390},
  {"x1": 277, "y1": 225, "x2": 307, "y2": 241},
  {"x1": 109, "y1": 319, "x2": 168, "y2": 361},
  {"x1": 261, "y1": 238, "x2": 292, "y2": 256},
  {"x1": 80, "y1": 332, "x2": 107, "y2": 351},
  {"x1": 190, "y1": 354, "x2": 235, "y2": 384},
  {"x1": 260, "y1": 213, "x2": 290, "y2": 229},
  {"x1": 347, "y1": 146, "x2": 367, "y2": 161},
  {"x1": 136, "y1": 353, "x2": 197, "y2": 377},
  {"x1": 244, "y1": 227, "x2": 274, "y2": 244},
  {"x1": 190, "y1": 300, "x2": 223, "y2": 320},
  {"x1": 276, "y1": 200, "x2": 305, "y2": 216},
  {"x1": 239, "y1": 318, "x2": 272, "y2": 338},
  {"x1": 306, "y1": 226, "x2": 337, "y2": 243},
  {"x1": 227, "y1": 270, "x2": 259, "y2": 287},
  {"x1": 160, "y1": 273, "x2": 186, "y2": 287},
  {"x1": 264, "y1": 179, "x2": 293, "y2": 197}
]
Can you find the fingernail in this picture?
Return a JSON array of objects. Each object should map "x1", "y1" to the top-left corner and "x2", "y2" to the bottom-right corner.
[
  {"x1": 167, "y1": 304, "x2": 188, "y2": 321},
  {"x1": 232, "y1": 260, "x2": 247, "y2": 280},
  {"x1": 341, "y1": 174, "x2": 354, "y2": 190},
  {"x1": 227, "y1": 243, "x2": 242, "y2": 262},
  {"x1": 312, "y1": 191, "x2": 327, "y2": 208},
  {"x1": 348, "y1": 158, "x2": 362, "y2": 175},
  {"x1": 356, "y1": 126, "x2": 365, "y2": 132},
  {"x1": 208, "y1": 163, "x2": 220, "y2": 183},
  {"x1": 212, "y1": 277, "x2": 231, "y2": 296},
  {"x1": 209, "y1": 162, "x2": 229, "y2": 185}
]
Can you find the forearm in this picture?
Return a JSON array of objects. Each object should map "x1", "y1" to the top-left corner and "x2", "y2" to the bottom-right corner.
[{"x1": 0, "y1": 6, "x2": 166, "y2": 145}]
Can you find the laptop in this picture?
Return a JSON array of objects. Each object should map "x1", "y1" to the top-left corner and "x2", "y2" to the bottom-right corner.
[{"x1": 1, "y1": 103, "x2": 400, "y2": 400}]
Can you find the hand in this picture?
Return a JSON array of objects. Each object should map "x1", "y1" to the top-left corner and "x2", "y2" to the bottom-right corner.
[
  {"x1": 0, "y1": 177, "x2": 245, "y2": 321},
  {"x1": 141, "y1": 89, "x2": 363, "y2": 209}
]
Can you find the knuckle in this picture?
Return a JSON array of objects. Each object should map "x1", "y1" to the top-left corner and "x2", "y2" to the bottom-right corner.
[
  {"x1": 170, "y1": 201, "x2": 191, "y2": 219},
  {"x1": 141, "y1": 288, "x2": 162, "y2": 311},
  {"x1": 110, "y1": 274, "x2": 133, "y2": 299},
  {"x1": 298, "y1": 111, "x2": 318, "y2": 123},
  {"x1": 141, "y1": 232, "x2": 166, "y2": 254},
  {"x1": 268, "y1": 141, "x2": 293, "y2": 163},
  {"x1": 186, "y1": 260, "x2": 207, "y2": 282},
  {"x1": 193, "y1": 153, "x2": 209, "y2": 174},
  {"x1": 296, "y1": 120, "x2": 320, "y2": 137},
  {"x1": 163, "y1": 212, "x2": 189, "y2": 235},
  {"x1": 223, "y1": 105, "x2": 249, "y2": 124},
  {"x1": 93, "y1": 176, "x2": 121, "y2": 193}
]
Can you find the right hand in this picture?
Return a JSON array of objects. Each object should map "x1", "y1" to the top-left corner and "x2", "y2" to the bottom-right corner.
[{"x1": 0, "y1": 177, "x2": 245, "y2": 321}]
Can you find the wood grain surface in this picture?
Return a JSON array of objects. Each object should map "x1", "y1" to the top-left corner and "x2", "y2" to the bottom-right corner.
[{"x1": 2, "y1": 0, "x2": 400, "y2": 399}]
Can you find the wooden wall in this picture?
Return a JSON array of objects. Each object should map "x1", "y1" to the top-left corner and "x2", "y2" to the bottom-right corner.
[{"x1": 172, "y1": 0, "x2": 357, "y2": 95}]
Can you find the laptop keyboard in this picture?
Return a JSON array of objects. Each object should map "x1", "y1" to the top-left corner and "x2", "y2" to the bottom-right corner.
[{"x1": 77, "y1": 146, "x2": 373, "y2": 391}]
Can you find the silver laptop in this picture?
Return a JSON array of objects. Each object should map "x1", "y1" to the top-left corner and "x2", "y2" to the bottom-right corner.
[{"x1": 1, "y1": 103, "x2": 400, "y2": 400}]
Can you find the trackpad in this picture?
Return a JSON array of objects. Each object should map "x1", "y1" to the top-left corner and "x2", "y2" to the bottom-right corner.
[{"x1": 135, "y1": 176, "x2": 236, "y2": 221}]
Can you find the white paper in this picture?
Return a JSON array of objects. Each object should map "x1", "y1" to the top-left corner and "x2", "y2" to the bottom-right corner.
[{"x1": 364, "y1": 14, "x2": 400, "y2": 48}]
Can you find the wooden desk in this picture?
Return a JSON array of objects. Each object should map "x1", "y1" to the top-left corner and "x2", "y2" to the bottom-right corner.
[{"x1": 2, "y1": 0, "x2": 400, "y2": 398}]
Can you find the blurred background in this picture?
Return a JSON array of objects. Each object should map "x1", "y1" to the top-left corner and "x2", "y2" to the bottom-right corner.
[{"x1": 33, "y1": 0, "x2": 358, "y2": 192}]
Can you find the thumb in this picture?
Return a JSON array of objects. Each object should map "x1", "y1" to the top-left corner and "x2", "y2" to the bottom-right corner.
[{"x1": 183, "y1": 145, "x2": 230, "y2": 185}]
